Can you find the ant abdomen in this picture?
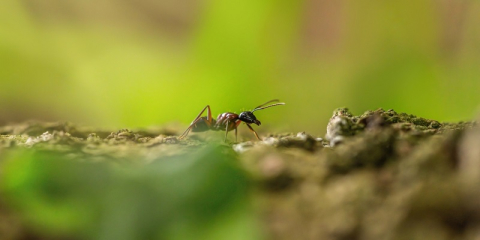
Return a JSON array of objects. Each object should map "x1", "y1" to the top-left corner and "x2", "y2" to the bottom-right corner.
[{"x1": 191, "y1": 117, "x2": 216, "y2": 132}]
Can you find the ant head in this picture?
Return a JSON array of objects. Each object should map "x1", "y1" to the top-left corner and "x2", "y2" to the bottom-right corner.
[
  {"x1": 238, "y1": 100, "x2": 285, "y2": 126},
  {"x1": 238, "y1": 111, "x2": 261, "y2": 126}
]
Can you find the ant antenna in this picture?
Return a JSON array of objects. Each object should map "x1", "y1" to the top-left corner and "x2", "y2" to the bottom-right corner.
[{"x1": 252, "y1": 99, "x2": 285, "y2": 112}]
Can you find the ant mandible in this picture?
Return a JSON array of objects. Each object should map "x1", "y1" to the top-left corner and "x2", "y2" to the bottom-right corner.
[{"x1": 178, "y1": 99, "x2": 285, "y2": 142}]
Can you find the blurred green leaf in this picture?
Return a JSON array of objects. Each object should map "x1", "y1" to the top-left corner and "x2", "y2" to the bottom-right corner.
[{"x1": 0, "y1": 146, "x2": 259, "y2": 240}]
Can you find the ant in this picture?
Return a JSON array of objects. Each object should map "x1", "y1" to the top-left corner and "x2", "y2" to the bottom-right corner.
[{"x1": 179, "y1": 99, "x2": 285, "y2": 142}]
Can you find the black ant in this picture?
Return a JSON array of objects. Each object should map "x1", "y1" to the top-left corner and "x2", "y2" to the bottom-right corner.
[{"x1": 179, "y1": 99, "x2": 285, "y2": 142}]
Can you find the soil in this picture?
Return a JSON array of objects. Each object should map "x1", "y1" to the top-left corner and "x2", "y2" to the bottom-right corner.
[{"x1": 1, "y1": 108, "x2": 479, "y2": 240}]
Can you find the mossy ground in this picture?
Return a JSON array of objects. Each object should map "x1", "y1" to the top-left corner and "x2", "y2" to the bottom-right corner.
[{"x1": 1, "y1": 108, "x2": 479, "y2": 240}]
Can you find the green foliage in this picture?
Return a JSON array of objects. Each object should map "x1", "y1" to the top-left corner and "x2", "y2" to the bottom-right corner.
[{"x1": 0, "y1": 146, "x2": 259, "y2": 240}]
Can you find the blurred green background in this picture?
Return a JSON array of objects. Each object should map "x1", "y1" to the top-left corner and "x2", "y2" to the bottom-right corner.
[{"x1": 1, "y1": 0, "x2": 479, "y2": 136}]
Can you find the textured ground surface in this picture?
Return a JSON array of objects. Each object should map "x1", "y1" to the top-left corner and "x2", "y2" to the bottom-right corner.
[{"x1": 1, "y1": 108, "x2": 479, "y2": 240}]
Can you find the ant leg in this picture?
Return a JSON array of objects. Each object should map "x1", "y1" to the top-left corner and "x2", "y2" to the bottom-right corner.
[
  {"x1": 224, "y1": 120, "x2": 230, "y2": 142},
  {"x1": 246, "y1": 124, "x2": 261, "y2": 140},
  {"x1": 179, "y1": 118, "x2": 203, "y2": 139},
  {"x1": 235, "y1": 127, "x2": 238, "y2": 142},
  {"x1": 179, "y1": 105, "x2": 213, "y2": 139}
]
